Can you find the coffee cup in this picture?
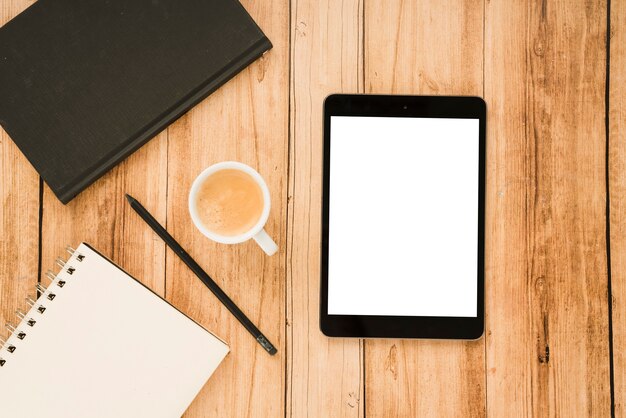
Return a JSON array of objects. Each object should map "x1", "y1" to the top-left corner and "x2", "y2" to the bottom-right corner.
[{"x1": 188, "y1": 161, "x2": 278, "y2": 256}]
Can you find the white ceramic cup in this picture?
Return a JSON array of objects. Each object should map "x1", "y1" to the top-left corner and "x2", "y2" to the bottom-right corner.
[{"x1": 188, "y1": 161, "x2": 278, "y2": 256}]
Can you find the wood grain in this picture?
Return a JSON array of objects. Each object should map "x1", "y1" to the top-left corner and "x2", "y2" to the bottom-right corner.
[
  {"x1": 485, "y1": 0, "x2": 611, "y2": 416},
  {"x1": 286, "y1": 0, "x2": 364, "y2": 417},
  {"x1": 40, "y1": 131, "x2": 168, "y2": 294},
  {"x1": 0, "y1": 0, "x2": 39, "y2": 352},
  {"x1": 0, "y1": 0, "x2": 620, "y2": 416},
  {"x1": 164, "y1": 1, "x2": 289, "y2": 416},
  {"x1": 610, "y1": 0, "x2": 625, "y2": 415},
  {"x1": 363, "y1": 1, "x2": 485, "y2": 416}
]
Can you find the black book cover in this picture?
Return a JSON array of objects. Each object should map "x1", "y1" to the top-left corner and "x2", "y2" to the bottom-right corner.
[{"x1": 0, "y1": 0, "x2": 271, "y2": 203}]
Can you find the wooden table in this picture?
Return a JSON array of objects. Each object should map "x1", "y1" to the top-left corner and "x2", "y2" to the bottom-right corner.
[{"x1": 1, "y1": 0, "x2": 624, "y2": 416}]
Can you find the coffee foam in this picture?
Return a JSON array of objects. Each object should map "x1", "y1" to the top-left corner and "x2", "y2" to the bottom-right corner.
[{"x1": 194, "y1": 169, "x2": 264, "y2": 237}]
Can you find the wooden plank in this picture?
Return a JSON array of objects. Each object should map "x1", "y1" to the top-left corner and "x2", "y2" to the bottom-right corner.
[
  {"x1": 40, "y1": 132, "x2": 168, "y2": 294},
  {"x1": 164, "y1": 1, "x2": 288, "y2": 416},
  {"x1": 286, "y1": 0, "x2": 364, "y2": 417},
  {"x1": 610, "y1": 0, "x2": 626, "y2": 415},
  {"x1": 485, "y1": 0, "x2": 611, "y2": 416},
  {"x1": 0, "y1": 0, "x2": 39, "y2": 351},
  {"x1": 363, "y1": 1, "x2": 485, "y2": 416}
]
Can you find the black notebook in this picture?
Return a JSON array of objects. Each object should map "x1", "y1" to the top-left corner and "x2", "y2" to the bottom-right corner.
[{"x1": 0, "y1": 0, "x2": 271, "y2": 203}]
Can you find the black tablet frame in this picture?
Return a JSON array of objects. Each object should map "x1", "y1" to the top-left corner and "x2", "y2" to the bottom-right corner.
[{"x1": 320, "y1": 94, "x2": 486, "y2": 339}]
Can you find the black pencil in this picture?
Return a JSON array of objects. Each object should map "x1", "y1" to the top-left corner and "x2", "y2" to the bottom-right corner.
[{"x1": 125, "y1": 193, "x2": 277, "y2": 355}]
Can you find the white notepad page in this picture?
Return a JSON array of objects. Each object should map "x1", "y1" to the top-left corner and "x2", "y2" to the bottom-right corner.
[{"x1": 0, "y1": 243, "x2": 229, "y2": 418}]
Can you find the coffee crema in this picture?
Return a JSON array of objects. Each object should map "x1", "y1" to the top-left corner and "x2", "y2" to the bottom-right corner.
[{"x1": 194, "y1": 169, "x2": 264, "y2": 237}]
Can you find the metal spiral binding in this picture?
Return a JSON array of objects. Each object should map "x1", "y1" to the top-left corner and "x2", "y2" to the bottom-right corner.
[
  {"x1": 1, "y1": 245, "x2": 83, "y2": 367},
  {"x1": 46, "y1": 270, "x2": 66, "y2": 287},
  {"x1": 16, "y1": 310, "x2": 36, "y2": 327}
]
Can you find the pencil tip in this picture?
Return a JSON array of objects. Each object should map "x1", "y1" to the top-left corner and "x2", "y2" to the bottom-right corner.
[{"x1": 125, "y1": 193, "x2": 135, "y2": 204}]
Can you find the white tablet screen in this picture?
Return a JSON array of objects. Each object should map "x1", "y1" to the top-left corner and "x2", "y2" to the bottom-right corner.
[{"x1": 327, "y1": 116, "x2": 479, "y2": 317}]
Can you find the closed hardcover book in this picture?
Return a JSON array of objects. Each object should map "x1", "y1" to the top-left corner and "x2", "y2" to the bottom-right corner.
[{"x1": 0, "y1": 0, "x2": 271, "y2": 203}]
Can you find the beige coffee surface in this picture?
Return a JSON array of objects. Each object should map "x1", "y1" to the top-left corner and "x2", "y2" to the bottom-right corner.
[{"x1": 194, "y1": 169, "x2": 264, "y2": 236}]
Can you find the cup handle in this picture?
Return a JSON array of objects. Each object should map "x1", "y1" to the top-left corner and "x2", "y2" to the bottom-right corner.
[{"x1": 253, "y1": 229, "x2": 278, "y2": 256}]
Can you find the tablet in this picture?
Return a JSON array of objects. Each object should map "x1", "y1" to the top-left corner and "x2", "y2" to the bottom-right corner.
[{"x1": 320, "y1": 95, "x2": 485, "y2": 339}]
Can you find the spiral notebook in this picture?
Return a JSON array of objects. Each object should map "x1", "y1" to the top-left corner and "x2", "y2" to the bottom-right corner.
[{"x1": 0, "y1": 243, "x2": 229, "y2": 418}]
